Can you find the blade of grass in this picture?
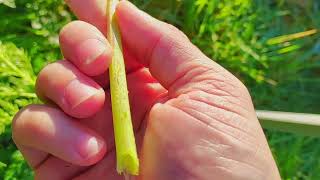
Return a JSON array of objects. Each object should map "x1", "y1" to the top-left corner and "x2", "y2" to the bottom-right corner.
[
  {"x1": 106, "y1": 0, "x2": 139, "y2": 176},
  {"x1": 277, "y1": 44, "x2": 301, "y2": 54},
  {"x1": 267, "y1": 29, "x2": 318, "y2": 45}
]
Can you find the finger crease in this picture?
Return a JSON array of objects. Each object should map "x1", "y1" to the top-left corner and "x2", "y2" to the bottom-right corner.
[{"x1": 33, "y1": 154, "x2": 51, "y2": 171}]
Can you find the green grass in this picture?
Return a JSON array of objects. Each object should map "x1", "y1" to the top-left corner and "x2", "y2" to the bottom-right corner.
[{"x1": 0, "y1": 0, "x2": 319, "y2": 179}]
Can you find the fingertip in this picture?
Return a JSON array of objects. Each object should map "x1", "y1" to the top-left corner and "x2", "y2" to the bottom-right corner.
[
  {"x1": 12, "y1": 104, "x2": 107, "y2": 167},
  {"x1": 11, "y1": 104, "x2": 36, "y2": 143},
  {"x1": 76, "y1": 136, "x2": 107, "y2": 166},
  {"x1": 60, "y1": 21, "x2": 112, "y2": 76}
]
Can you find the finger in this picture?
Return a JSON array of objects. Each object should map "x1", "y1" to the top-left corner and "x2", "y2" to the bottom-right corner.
[
  {"x1": 80, "y1": 68, "x2": 167, "y2": 145},
  {"x1": 35, "y1": 157, "x2": 87, "y2": 180},
  {"x1": 65, "y1": 0, "x2": 108, "y2": 35},
  {"x1": 72, "y1": 150, "x2": 121, "y2": 180},
  {"x1": 36, "y1": 60, "x2": 105, "y2": 118},
  {"x1": 32, "y1": 69, "x2": 164, "y2": 179},
  {"x1": 73, "y1": 122, "x2": 146, "y2": 180},
  {"x1": 116, "y1": 1, "x2": 224, "y2": 92},
  {"x1": 12, "y1": 105, "x2": 107, "y2": 166},
  {"x1": 60, "y1": 21, "x2": 113, "y2": 76},
  {"x1": 16, "y1": 144, "x2": 49, "y2": 169},
  {"x1": 17, "y1": 144, "x2": 87, "y2": 180}
]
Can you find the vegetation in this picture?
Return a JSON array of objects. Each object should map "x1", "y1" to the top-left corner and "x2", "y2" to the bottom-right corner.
[{"x1": 0, "y1": 0, "x2": 319, "y2": 179}]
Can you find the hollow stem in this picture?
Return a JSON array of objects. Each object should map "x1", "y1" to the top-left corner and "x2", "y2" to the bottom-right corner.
[{"x1": 106, "y1": 0, "x2": 139, "y2": 175}]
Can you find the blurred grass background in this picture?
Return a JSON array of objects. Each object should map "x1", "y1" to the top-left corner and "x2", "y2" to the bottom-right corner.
[{"x1": 0, "y1": 0, "x2": 319, "y2": 179}]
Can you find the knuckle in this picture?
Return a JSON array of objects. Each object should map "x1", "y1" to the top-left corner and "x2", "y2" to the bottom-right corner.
[
  {"x1": 36, "y1": 61, "x2": 62, "y2": 89},
  {"x1": 164, "y1": 23, "x2": 189, "y2": 41},
  {"x1": 59, "y1": 20, "x2": 102, "y2": 41},
  {"x1": 12, "y1": 105, "x2": 59, "y2": 145},
  {"x1": 36, "y1": 60, "x2": 70, "y2": 83}
]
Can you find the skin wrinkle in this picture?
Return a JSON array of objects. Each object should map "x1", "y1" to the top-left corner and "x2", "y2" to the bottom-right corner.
[
  {"x1": 136, "y1": 90, "x2": 168, "y2": 133},
  {"x1": 166, "y1": 104, "x2": 262, "y2": 180},
  {"x1": 166, "y1": 60, "x2": 204, "y2": 95},
  {"x1": 148, "y1": 25, "x2": 206, "y2": 89},
  {"x1": 176, "y1": 81, "x2": 240, "y2": 110},
  {"x1": 168, "y1": 101, "x2": 270, "y2": 179},
  {"x1": 205, "y1": 80, "x2": 251, "y2": 107},
  {"x1": 169, "y1": 60, "x2": 253, "y2": 111},
  {"x1": 70, "y1": 166, "x2": 92, "y2": 180},
  {"x1": 152, "y1": 41, "x2": 189, "y2": 88},
  {"x1": 181, "y1": 81, "x2": 251, "y2": 116},
  {"x1": 169, "y1": 101, "x2": 256, "y2": 148},
  {"x1": 70, "y1": 150, "x2": 117, "y2": 180},
  {"x1": 191, "y1": 142, "x2": 233, "y2": 179},
  {"x1": 188, "y1": 91, "x2": 254, "y2": 136},
  {"x1": 167, "y1": 102, "x2": 247, "y2": 150},
  {"x1": 195, "y1": 139, "x2": 232, "y2": 159},
  {"x1": 143, "y1": 30, "x2": 162, "y2": 67},
  {"x1": 204, "y1": 166, "x2": 234, "y2": 179},
  {"x1": 33, "y1": 154, "x2": 51, "y2": 171},
  {"x1": 36, "y1": 61, "x2": 79, "y2": 107},
  {"x1": 127, "y1": 68, "x2": 168, "y2": 133},
  {"x1": 173, "y1": 67, "x2": 252, "y2": 112},
  {"x1": 194, "y1": 80, "x2": 235, "y2": 97},
  {"x1": 187, "y1": 90, "x2": 249, "y2": 120},
  {"x1": 216, "y1": 156, "x2": 265, "y2": 179},
  {"x1": 35, "y1": 156, "x2": 90, "y2": 180},
  {"x1": 193, "y1": 74, "x2": 240, "y2": 98},
  {"x1": 194, "y1": 140, "x2": 264, "y2": 180},
  {"x1": 168, "y1": 64, "x2": 233, "y2": 97},
  {"x1": 163, "y1": 22, "x2": 190, "y2": 42},
  {"x1": 168, "y1": 63, "x2": 218, "y2": 97},
  {"x1": 243, "y1": 136, "x2": 278, "y2": 180}
]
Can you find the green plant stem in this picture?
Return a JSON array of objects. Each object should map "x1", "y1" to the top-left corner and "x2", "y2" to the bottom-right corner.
[{"x1": 107, "y1": 0, "x2": 139, "y2": 175}]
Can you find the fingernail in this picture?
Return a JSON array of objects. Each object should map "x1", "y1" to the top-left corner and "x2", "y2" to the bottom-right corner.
[
  {"x1": 64, "y1": 78, "x2": 101, "y2": 108},
  {"x1": 78, "y1": 136, "x2": 105, "y2": 159},
  {"x1": 76, "y1": 38, "x2": 108, "y2": 65}
]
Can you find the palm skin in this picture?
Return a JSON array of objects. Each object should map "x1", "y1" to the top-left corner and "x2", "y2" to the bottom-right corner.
[{"x1": 12, "y1": 1, "x2": 280, "y2": 180}]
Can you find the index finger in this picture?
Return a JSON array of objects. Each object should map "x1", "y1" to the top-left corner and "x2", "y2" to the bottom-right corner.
[{"x1": 65, "y1": 0, "x2": 108, "y2": 35}]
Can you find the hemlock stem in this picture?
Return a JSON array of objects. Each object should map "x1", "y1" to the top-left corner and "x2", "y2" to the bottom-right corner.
[{"x1": 106, "y1": 0, "x2": 139, "y2": 175}]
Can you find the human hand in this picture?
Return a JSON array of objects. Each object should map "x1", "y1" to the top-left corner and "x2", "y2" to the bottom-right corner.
[{"x1": 12, "y1": 1, "x2": 280, "y2": 179}]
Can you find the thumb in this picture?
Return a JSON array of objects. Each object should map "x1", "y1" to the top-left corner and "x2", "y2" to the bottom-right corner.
[{"x1": 116, "y1": 1, "x2": 224, "y2": 93}]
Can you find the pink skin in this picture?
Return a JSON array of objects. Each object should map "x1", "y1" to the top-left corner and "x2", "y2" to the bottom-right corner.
[{"x1": 11, "y1": 1, "x2": 280, "y2": 180}]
